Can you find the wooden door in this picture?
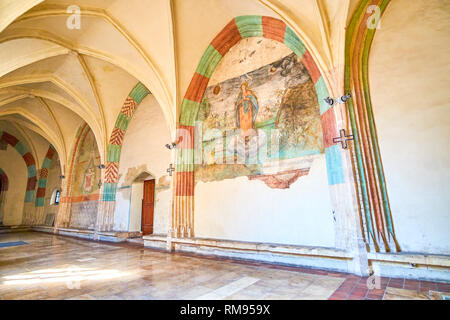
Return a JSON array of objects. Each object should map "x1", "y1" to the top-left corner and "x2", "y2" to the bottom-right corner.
[{"x1": 142, "y1": 179, "x2": 155, "y2": 235}]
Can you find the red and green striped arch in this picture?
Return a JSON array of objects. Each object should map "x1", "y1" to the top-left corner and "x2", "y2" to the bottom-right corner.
[
  {"x1": 103, "y1": 82, "x2": 151, "y2": 202},
  {"x1": 175, "y1": 15, "x2": 345, "y2": 234},
  {"x1": 0, "y1": 130, "x2": 37, "y2": 203},
  {"x1": 35, "y1": 145, "x2": 56, "y2": 207},
  {"x1": 345, "y1": 0, "x2": 399, "y2": 252}
]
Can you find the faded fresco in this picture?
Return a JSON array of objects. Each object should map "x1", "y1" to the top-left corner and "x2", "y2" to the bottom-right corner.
[
  {"x1": 195, "y1": 40, "x2": 324, "y2": 188},
  {"x1": 70, "y1": 128, "x2": 101, "y2": 229},
  {"x1": 72, "y1": 129, "x2": 101, "y2": 197}
]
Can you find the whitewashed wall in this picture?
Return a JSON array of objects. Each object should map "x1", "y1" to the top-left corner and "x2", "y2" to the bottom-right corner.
[
  {"x1": 370, "y1": 0, "x2": 450, "y2": 254},
  {"x1": 195, "y1": 155, "x2": 335, "y2": 247}
]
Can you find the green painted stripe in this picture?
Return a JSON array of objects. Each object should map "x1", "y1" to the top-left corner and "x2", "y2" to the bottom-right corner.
[
  {"x1": 284, "y1": 26, "x2": 306, "y2": 59},
  {"x1": 196, "y1": 45, "x2": 223, "y2": 78},
  {"x1": 74, "y1": 124, "x2": 84, "y2": 138},
  {"x1": 15, "y1": 141, "x2": 27, "y2": 156},
  {"x1": 38, "y1": 178, "x2": 47, "y2": 188},
  {"x1": 35, "y1": 197, "x2": 45, "y2": 207},
  {"x1": 325, "y1": 145, "x2": 345, "y2": 185},
  {"x1": 27, "y1": 165, "x2": 36, "y2": 177},
  {"x1": 180, "y1": 99, "x2": 201, "y2": 126},
  {"x1": 115, "y1": 112, "x2": 131, "y2": 131},
  {"x1": 25, "y1": 190, "x2": 35, "y2": 203},
  {"x1": 129, "y1": 82, "x2": 149, "y2": 103},
  {"x1": 235, "y1": 16, "x2": 263, "y2": 38},
  {"x1": 102, "y1": 183, "x2": 117, "y2": 202},
  {"x1": 107, "y1": 145, "x2": 121, "y2": 163},
  {"x1": 314, "y1": 77, "x2": 331, "y2": 115},
  {"x1": 176, "y1": 148, "x2": 194, "y2": 171},
  {"x1": 42, "y1": 157, "x2": 52, "y2": 169}
]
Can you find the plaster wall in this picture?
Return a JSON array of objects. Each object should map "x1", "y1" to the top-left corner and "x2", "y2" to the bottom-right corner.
[
  {"x1": 195, "y1": 155, "x2": 335, "y2": 247},
  {"x1": 114, "y1": 95, "x2": 172, "y2": 234},
  {"x1": 370, "y1": 0, "x2": 450, "y2": 254}
]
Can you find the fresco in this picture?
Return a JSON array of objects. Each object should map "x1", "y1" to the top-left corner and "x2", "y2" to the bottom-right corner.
[
  {"x1": 195, "y1": 48, "x2": 324, "y2": 188},
  {"x1": 69, "y1": 128, "x2": 101, "y2": 229},
  {"x1": 73, "y1": 130, "x2": 100, "y2": 197}
]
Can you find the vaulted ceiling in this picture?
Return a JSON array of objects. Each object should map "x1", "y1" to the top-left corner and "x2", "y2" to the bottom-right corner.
[{"x1": 0, "y1": 0, "x2": 361, "y2": 173}]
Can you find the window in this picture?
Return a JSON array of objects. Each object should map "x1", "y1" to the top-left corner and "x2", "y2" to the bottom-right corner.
[
  {"x1": 55, "y1": 190, "x2": 60, "y2": 204},
  {"x1": 50, "y1": 189, "x2": 60, "y2": 205}
]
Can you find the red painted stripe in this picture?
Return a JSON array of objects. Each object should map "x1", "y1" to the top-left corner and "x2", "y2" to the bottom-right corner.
[
  {"x1": 177, "y1": 125, "x2": 194, "y2": 149},
  {"x1": 36, "y1": 187, "x2": 46, "y2": 198},
  {"x1": 184, "y1": 72, "x2": 210, "y2": 103},
  {"x1": 302, "y1": 50, "x2": 321, "y2": 84},
  {"x1": 211, "y1": 19, "x2": 242, "y2": 56},
  {"x1": 1, "y1": 132, "x2": 19, "y2": 146},
  {"x1": 176, "y1": 172, "x2": 194, "y2": 196},
  {"x1": 321, "y1": 108, "x2": 337, "y2": 149},
  {"x1": 22, "y1": 152, "x2": 35, "y2": 167},
  {"x1": 262, "y1": 16, "x2": 286, "y2": 43},
  {"x1": 46, "y1": 146, "x2": 56, "y2": 160},
  {"x1": 26, "y1": 177, "x2": 37, "y2": 191}
]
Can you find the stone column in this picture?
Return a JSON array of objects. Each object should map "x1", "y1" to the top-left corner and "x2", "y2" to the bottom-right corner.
[{"x1": 55, "y1": 177, "x2": 71, "y2": 228}]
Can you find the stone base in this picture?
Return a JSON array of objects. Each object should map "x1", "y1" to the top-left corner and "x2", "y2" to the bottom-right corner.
[
  {"x1": 32, "y1": 226, "x2": 141, "y2": 243},
  {"x1": 143, "y1": 234, "x2": 170, "y2": 250},
  {"x1": 31, "y1": 226, "x2": 56, "y2": 234},
  {"x1": 144, "y1": 235, "x2": 353, "y2": 273},
  {"x1": 368, "y1": 252, "x2": 450, "y2": 282},
  {"x1": 0, "y1": 225, "x2": 31, "y2": 233}
]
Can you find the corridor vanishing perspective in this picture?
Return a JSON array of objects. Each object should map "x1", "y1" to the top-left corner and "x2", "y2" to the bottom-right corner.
[{"x1": 0, "y1": 0, "x2": 449, "y2": 303}]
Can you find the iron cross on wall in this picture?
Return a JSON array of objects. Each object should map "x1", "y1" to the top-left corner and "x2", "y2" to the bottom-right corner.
[
  {"x1": 167, "y1": 163, "x2": 175, "y2": 176},
  {"x1": 333, "y1": 129, "x2": 354, "y2": 149}
]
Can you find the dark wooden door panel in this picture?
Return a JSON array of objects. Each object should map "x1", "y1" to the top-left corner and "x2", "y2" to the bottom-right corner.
[{"x1": 142, "y1": 179, "x2": 155, "y2": 235}]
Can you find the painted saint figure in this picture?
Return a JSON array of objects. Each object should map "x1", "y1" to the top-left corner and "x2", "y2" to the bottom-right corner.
[
  {"x1": 82, "y1": 158, "x2": 96, "y2": 194},
  {"x1": 235, "y1": 82, "x2": 259, "y2": 136}
]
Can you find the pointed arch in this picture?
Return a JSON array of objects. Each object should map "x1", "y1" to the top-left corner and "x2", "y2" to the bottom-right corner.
[
  {"x1": 102, "y1": 82, "x2": 151, "y2": 202},
  {"x1": 174, "y1": 15, "x2": 344, "y2": 237},
  {"x1": 0, "y1": 130, "x2": 37, "y2": 203},
  {"x1": 56, "y1": 122, "x2": 96, "y2": 228},
  {"x1": 35, "y1": 144, "x2": 57, "y2": 207}
]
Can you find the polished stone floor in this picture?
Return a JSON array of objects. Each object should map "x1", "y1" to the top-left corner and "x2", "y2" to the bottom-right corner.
[{"x1": 0, "y1": 232, "x2": 448, "y2": 300}]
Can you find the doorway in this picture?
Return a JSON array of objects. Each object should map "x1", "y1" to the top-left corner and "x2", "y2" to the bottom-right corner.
[
  {"x1": 141, "y1": 179, "x2": 155, "y2": 235},
  {"x1": 129, "y1": 172, "x2": 155, "y2": 235}
]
